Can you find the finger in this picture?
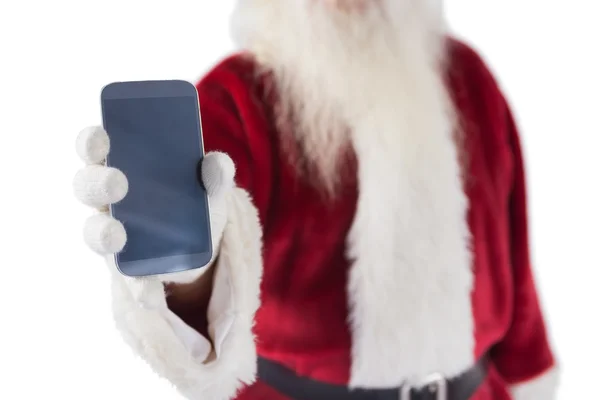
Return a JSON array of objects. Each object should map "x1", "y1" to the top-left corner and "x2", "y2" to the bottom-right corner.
[
  {"x1": 73, "y1": 165, "x2": 128, "y2": 208},
  {"x1": 76, "y1": 126, "x2": 110, "y2": 164},
  {"x1": 83, "y1": 214, "x2": 127, "y2": 254},
  {"x1": 200, "y1": 152, "x2": 235, "y2": 199}
]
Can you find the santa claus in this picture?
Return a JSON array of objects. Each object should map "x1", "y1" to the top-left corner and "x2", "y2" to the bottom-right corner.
[{"x1": 73, "y1": 0, "x2": 558, "y2": 399}]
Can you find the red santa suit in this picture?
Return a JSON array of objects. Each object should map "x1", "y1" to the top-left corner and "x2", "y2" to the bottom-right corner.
[
  {"x1": 105, "y1": 6, "x2": 558, "y2": 400},
  {"x1": 163, "y1": 39, "x2": 556, "y2": 399}
]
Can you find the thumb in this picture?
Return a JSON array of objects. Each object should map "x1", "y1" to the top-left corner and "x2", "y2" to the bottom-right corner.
[{"x1": 200, "y1": 152, "x2": 235, "y2": 200}]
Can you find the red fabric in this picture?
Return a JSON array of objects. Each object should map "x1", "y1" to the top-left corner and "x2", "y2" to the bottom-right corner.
[{"x1": 185, "y1": 39, "x2": 555, "y2": 399}]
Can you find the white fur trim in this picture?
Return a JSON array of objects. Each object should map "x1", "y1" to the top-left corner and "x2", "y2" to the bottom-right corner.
[
  {"x1": 346, "y1": 100, "x2": 474, "y2": 387},
  {"x1": 510, "y1": 367, "x2": 559, "y2": 400},
  {"x1": 111, "y1": 188, "x2": 263, "y2": 400}
]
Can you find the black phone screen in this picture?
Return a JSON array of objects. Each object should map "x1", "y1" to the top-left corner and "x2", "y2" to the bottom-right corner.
[{"x1": 101, "y1": 81, "x2": 212, "y2": 276}]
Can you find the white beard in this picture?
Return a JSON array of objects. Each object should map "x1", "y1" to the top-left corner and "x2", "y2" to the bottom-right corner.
[{"x1": 231, "y1": 0, "x2": 455, "y2": 194}]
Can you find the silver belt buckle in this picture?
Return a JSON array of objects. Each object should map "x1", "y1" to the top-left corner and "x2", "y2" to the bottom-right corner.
[{"x1": 400, "y1": 373, "x2": 447, "y2": 400}]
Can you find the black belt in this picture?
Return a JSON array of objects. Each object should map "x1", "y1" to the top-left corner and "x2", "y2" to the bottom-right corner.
[{"x1": 257, "y1": 356, "x2": 487, "y2": 400}]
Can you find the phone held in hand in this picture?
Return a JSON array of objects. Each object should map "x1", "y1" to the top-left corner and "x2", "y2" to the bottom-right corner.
[{"x1": 100, "y1": 80, "x2": 212, "y2": 277}]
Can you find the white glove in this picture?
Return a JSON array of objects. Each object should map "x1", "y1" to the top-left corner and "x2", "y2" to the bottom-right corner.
[{"x1": 73, "y1": 125, "x2": 235, "y2": 361}]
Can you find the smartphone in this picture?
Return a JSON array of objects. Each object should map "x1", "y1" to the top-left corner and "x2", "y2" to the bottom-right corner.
[{"x1": 100, "y1": 80, "x2": 212, "y2": 277}]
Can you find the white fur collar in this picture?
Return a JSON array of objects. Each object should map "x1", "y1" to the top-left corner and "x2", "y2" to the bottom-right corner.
[{"x1": 346, "y1": 103, "x2": 474, "y2": 388}]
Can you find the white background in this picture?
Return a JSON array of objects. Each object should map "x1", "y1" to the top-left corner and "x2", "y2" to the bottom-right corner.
[{"x1": 0, "y1": 1, "x2": 598, "y2": 399}]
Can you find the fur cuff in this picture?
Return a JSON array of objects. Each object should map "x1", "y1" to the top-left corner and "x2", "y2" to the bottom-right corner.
[
  {"x1": 111, "y1": 188, "x2": 263, "y2": 400},
  {"x1": 509, "y1": 366, "x2": 559, "y2": 400}
]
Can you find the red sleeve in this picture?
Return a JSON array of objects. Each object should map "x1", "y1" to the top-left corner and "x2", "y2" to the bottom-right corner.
[
  {"x1": 194, "y1": 55, "x2": 274, "y2": 216},
  {"x1": 490, "y1": 102, "x2": 556, "y2": 384},
  {"x1": 449, "y1": 38, "x2": 556, "y2": 384}
]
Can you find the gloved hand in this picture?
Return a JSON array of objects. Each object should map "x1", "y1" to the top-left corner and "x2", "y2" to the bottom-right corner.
[{"x1": 73, "y1": 125, "x2": 236, "y2": 361}]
